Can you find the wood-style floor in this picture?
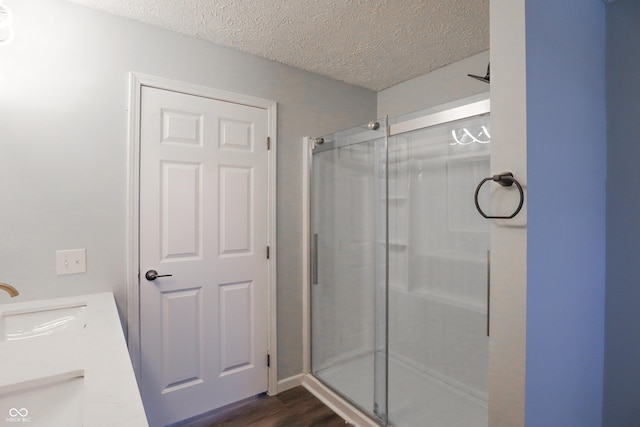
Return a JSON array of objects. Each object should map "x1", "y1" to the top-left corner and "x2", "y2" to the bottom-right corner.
[{"x1": 175, "y1": 386, "x2": 350, "y2": 427}]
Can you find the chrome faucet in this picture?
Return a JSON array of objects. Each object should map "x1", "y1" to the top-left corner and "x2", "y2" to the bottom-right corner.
[{"x1": 0, "y1": 283, "x2": 19, "y2": 298}]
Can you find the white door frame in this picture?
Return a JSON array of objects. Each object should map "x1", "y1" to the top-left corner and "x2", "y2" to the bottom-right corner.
[{"x1": 126, "y1": 72, "x2": 278, "y2": 396}]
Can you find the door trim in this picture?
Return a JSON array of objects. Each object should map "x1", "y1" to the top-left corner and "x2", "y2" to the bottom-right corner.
[{"x1": 127, "y1": 72, "x2": 278, "y2": 396}]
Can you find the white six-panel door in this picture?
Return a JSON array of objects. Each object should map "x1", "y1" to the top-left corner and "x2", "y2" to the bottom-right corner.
[{"x1": 139, "y1": 86, "x2": 270, "y2": 426}]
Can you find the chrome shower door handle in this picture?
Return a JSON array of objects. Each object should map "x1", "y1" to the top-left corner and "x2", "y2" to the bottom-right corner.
[
  {"x1": 145, "y1": 270, "x2": 173, "y2": 281},
  {"x1": 312, "y1": 233, "x2": 319, "y2": 285},
  {"x1": 487, "y1": 250, "x2": 491, "y2": 337}
]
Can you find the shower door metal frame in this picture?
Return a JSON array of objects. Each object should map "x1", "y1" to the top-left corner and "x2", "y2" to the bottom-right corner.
[{"x1": 389, "y1": 98, "x2": 490, "y2": 137}]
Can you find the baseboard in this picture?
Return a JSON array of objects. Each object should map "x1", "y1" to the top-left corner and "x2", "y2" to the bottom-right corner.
[
  {"x1": 301, "y1": 374, "x2": 380, "y2": 427},
  {"x1": 276, "y1": 373, "x2": 304, "y2": 393}
]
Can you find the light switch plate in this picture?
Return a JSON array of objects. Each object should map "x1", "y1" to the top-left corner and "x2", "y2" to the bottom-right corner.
[{"x1": 56, "y1": 249, "x2": 87, "y2": 275}]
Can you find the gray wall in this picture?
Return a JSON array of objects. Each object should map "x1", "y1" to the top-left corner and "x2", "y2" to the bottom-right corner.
[
  {"x1": 603, "y1": 0, "x2": 640, "y2": 424},
  {"x1": 0, "y1": 0, "x2": 376, "y2": 380}
]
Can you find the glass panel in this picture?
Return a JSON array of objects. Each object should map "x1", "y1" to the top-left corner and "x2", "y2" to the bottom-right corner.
[
  {"x1": 311, "y1": 119, "x2": 388, "y2": 423},
  {"x1": 387, "y1": 114, "x2": 490, "y2": 427}
]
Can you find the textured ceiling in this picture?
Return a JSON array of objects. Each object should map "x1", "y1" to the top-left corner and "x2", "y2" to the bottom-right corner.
[{"x1": 65, "y1": 0, "x2": 489, "y2": 91}]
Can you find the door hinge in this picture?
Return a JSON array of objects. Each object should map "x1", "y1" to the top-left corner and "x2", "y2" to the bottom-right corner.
[
  {"x1": 267, "y1": 354, "x2": 271, "y2": 367},
  {"x1": 267, "y1": 136, "x2": 271, "y2": 150},
  {"x1": 267, "y1": 245, "x2": 270, "y2": 259}
]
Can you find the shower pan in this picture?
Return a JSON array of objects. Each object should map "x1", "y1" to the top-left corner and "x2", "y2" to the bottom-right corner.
[{"x1": 310, "y1": 95, "x2": 491, "y2": 427}]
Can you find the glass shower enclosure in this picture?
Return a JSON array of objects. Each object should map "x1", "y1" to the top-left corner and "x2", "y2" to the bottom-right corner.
[{"x1": 310, "y1": 97, "x2": 491, "y2": 427}]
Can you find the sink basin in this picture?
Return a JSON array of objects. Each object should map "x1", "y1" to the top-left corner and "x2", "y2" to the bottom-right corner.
[
  {"x1": 1, "y1": 305, "x2": 87, "y2": 341},
  {"x1": 0, "y1": 370, "x2": 84, "y2": 427},
  {"x1": 0, "y1": 293, "x2": 148, "y2": 426}
]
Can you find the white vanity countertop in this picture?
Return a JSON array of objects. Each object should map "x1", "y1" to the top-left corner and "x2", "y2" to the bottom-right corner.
[{"x1": 0, "y1": 292, "x2": 148, "y2": 426}]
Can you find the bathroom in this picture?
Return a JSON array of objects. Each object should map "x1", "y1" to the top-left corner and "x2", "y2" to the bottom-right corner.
[{"x1": 0, "y1": 0, "x2": 637, "y2": 426}]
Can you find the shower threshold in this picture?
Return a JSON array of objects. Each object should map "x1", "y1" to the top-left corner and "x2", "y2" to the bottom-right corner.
[{"x1": 315, "y1": 353, "x2": 487, "y2": 427}]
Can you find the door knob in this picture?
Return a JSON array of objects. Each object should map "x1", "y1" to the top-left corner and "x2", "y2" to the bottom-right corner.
[{"x1": 145, "y1": 270, "x2": 173, "y2": 281}]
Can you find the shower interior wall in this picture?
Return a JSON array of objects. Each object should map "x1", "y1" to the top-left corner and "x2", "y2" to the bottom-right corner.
[{"x1": 387, "y1": 124, "x2": 490, "y2": 403}]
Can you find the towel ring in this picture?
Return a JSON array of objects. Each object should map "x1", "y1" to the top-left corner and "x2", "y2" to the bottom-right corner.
[{"x1": 474, "y1": 172, "x2": 524, "y2": 219}]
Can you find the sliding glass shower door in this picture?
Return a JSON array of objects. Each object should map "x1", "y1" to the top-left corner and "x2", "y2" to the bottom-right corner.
[
  {"x1": 310, "y1": 119, "x2": 388, "y2": 423},
  {"x1": 310, "y1": 96, "x2": 491, "y2": 427}
]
